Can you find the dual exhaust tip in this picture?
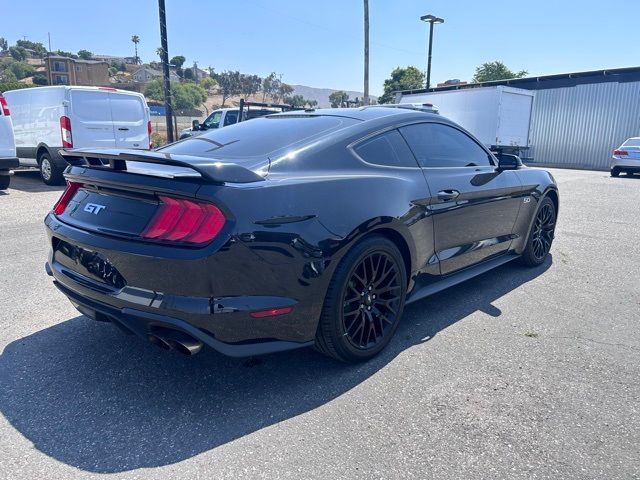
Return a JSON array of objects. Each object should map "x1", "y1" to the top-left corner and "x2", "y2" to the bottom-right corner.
[{"x1": 148, "y1": 329, "x2": 203, "y2": 356}]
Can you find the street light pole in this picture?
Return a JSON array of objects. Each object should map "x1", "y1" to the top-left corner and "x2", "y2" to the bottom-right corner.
[
  {"x1": 158, "y1": 0, "x2": 174, "y2": 143},
  {"x1": 363, "y1": 0, "x2": 370, "y2": 106},
  {"x1": 420, "y1": 14, "x2": 444, "y2": 90}
]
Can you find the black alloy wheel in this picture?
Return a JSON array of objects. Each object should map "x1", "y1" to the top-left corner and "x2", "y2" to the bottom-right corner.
[
  {"x1": 315, "y1": 235, "x2": 407, "y2": 362},
  {"x1": 521, "y1": 196, "x2": 556, "y2": 266},
  {"x1": 342, "y1": 251, "x2": 402, "y2": 350}
]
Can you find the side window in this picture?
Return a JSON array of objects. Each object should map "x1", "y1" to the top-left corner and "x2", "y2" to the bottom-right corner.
[
  {"x1": 400, "y1": 123, "x2": 492, "y2": 168},
  {"x1": 223, "y1": 111, "x2": 239, "y2": 126},
  {"x1": 203, "y1": 111, "x2": 222, "y2": 129},
  {"x1": 354, "y1": 129, "x2": 418, "y2": 168}
]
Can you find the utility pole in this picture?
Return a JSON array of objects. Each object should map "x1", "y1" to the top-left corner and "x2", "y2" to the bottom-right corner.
[
  {"x1": 158, "y1": 0, "x2": 174, "y2": 143},
  {"x1": 363, "y1": 0, "x2": 370, "y2": 105},
  {"x1": 47, "y1": 32, "x2": 52, "y2": 86}
]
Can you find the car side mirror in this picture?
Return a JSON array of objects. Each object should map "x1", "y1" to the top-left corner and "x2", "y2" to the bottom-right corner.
[
  {"x1": 496, "y1": 153, "x2": 522, "y2": 171},
  {"x1": 192, "y1": 120, "x2": 200, "y2": 131}
]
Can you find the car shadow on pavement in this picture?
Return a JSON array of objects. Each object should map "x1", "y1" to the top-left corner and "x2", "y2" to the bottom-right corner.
[{"x1": 0, "y1": 257, "x2": 551, "y2": 473}]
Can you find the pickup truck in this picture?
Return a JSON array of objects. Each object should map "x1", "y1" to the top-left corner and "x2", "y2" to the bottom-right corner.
[{"x1": 180, "y1": 99, "x2": 296, "y2": 139}]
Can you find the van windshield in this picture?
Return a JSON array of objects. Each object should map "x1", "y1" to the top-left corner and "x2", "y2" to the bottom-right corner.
[{"x1": 160, "y1": 115, "x2": 359, "y2": 159}]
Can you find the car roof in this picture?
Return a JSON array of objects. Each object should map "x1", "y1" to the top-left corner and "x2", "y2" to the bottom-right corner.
[{"x1": 273, "y1": 106, "x2": 442, "y2": 122}]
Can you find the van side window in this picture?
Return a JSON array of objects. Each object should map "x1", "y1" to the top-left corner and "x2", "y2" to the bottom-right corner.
[
  {"x1": 399, "y1": 123, "x2": 492, "y2": 168},
  {"x1": 354, "y1": 130, "x2": 418, "y2": 168}
]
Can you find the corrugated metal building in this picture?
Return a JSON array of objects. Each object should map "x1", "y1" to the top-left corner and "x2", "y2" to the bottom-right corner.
[{"x1": 398, "y1": 67, "x2": 640, "y2": 170}]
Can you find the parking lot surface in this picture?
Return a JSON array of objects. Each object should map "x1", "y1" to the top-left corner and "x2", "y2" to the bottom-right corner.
[{"x1": 0, "y1": 168, "x2": 638, "y2": 479}]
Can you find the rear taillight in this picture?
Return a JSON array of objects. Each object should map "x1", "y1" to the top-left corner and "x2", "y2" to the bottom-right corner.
[
  {"x1": 53, "y1": 181, "x2": 81, "y2": 215},
  {"x1": 613, "y1": 149, "x2": 628, "y2": 156},
  {"x1": 141, "y1": 196, "x2": 225, "y2": 245},
  {"x1": 148, "y1": 121, "x2": 153, "y2": 149},
  {"x1": 60, "y1": 116, "x2": 73, "y2": 148},
  {"x1": 0, "y1": 95, "x2": 10, "y2": 116}
]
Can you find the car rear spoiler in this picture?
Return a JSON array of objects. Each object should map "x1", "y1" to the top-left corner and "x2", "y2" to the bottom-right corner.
[{"x1": 60, "y1": 148, "x2": 266, "y2": 184}]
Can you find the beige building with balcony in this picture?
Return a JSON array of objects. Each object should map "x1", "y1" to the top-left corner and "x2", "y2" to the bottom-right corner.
[{"x1": 46, "y1": 55, "x2": 110, "y2": 86}]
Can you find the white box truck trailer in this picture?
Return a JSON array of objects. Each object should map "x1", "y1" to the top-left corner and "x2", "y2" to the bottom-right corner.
[
  {"x1": 397, "y1": 86, "x2": 535, "y2": 154},
  {"x1": 4, "y1": 86, "x2": 151, "y2": 185}
]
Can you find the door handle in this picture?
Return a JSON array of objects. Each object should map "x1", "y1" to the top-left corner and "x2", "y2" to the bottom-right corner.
[
  {"x1": 437, "y1": 189, "x2": 460, "y2": 201},
  {"x1": 117, "y1": 127, "x2": 129, "y2": 131}
]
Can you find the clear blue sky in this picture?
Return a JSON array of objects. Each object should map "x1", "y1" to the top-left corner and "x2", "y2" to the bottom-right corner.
[{"x1": 4, "y1": 0, "x2": 639, "y2": 95}]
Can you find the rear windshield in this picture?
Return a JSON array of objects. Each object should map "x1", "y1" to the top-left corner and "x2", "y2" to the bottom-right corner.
[
  {"x1": 622, "y1": 138, "x2": 640, "y2": 147},
  {"x1": 160, "y1": 115, "x2": 359, "y2": 159}
]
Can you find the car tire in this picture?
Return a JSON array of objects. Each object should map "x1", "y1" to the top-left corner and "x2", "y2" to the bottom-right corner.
[
  {"x1": 39, "y1": 153, "x2": 64, "y2": 186},
  {"x1": 610, "y1": 167, "x2": 620, "y2": 177},
  {"x1": 520, "y1": 196, "x2": 556, "y2": 267},
  {"x1": 315, "y1": 235, "x2": 407, "y2": 363},
  {"x1": 0, "y1": 174, "x2": 10, "y2": 190}
]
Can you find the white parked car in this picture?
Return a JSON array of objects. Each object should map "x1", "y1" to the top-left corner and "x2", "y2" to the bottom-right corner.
[
  {"x1": 4, "y1": 86, "x2": 151, "y2": 185},
  {"x1": 611, "y1": 137, "x2": 640, "y2": 177},
  {"x1": 0, "y1": 93, "x2": 18, "y2": 190}
]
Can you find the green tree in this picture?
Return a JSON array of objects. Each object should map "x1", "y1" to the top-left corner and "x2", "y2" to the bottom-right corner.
[
  {"x1": 52, "y1": 50, "x2": 76, "y2": 58},
  {"x1": 472, "y1": 61, "x2": 528, "y2": 83},
  {"x1": 119, "y1": 62, "x2": 127, "y2": 72},
  {"x1": 170, "y1": 55, "x2": 186, "y2": 68},
  {"x1": 200, "y1": 76, "x2": 216, "y2": 91},
  {"x1": 261, "y1": 72, "x2": 279, "y2": 102},
  {"x1": 144, "y1": 79, "x2": 164, "y2": 102},
  {"x1": 378, "y1": 66, "x2": 425, "y2": 104},
  {"x1": 215, "y1": 70, "x2": 241, "y2": 107},
  {"x1": 178, "y1": 83, "x2": 207, "y2": 109},
  {"x1": 306, "y1": 99, "x2": 318, "y2": 108},
  {"x1": 329, "y1": 90, "x2": 348, "y2": 108},
  {"x1": 32, "y1": 74, "x2": 48, "y2": 86},
  {"x1": 144, "y1": 79, "x2": 207, "y2": 111},
  {"x1": 16, "y1": 40, "x2": 47, "y2": 57},
  {"x1": 0, "y1": 70, "x2": 17, "y2": 83},
  {"x1": 77, "y1": 49, "x2": 93, "y2": 60},
  {"x1": 108, "y1": 66, "x2": 118, "y2": 76},
  {"x1": 131, "y1": 35, "x2": 140, "y2": 64},
  {"x1": 284, "y1": 94, "x2": 306, "y2": 107},
  {"x1": 0, "y1": 38, "x2": 8, "y2": 52},
  {"x1": 239, "y1": 74, "x2": 262, "y2": 98},
  {"x1": 9, "y1": 46, "x2": 27, "y2": 61},
  {"x1": 9, "y1": 61, "x2": 35, "y2": 80},
  {"x1": 183, "y1": 67, "x2": 194, "y2": 80},
  {"x1": 0, "y1": 81, "x2": 33, "y2": 93},
  {"x1": 275, "y1": 83, "x2": 293, "y2": 103}
]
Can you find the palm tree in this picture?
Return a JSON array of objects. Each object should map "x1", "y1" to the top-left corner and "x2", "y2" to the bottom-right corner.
[
  {"x1": 363, "y1": 0, "x2": 370, "y2": 105},
  {"x1": 131, "y1": 35, "x2": 140, "y2": 64}
]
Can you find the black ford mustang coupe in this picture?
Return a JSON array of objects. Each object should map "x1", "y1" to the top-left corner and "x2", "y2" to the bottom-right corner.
[{"x1": 45, "y1": 106, "x2": 558, "y2": 362}]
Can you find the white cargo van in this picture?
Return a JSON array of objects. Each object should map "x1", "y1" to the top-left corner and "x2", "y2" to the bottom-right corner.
[
  {"x1": 4, "y1": 86, "x2": 151, "y2": 184},
  {"x1": 0, "y1": 94, "x2": 18, "y2": 190}
]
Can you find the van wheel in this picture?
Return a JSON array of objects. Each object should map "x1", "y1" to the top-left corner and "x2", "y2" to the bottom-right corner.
[
  {"x1": 39, "y1": 153, "x2": 64, "y2": 186},
  {"x1": 0, "y1": 174, "x2": 10, "y2": 190}
]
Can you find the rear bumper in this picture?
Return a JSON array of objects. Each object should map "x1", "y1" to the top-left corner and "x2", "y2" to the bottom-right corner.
[
  {"x1": 48, "y1": 270, "x2": 312, "y2": 357},
  {"x1": 44, "y1": 212, "x2": 331, "y2": 355},
  {"x1": 611, "y1": 157, "x2": 640, "y2": 169},
  {"x1": 0, "y1": 156, "x2": 19, "y2": 170}
]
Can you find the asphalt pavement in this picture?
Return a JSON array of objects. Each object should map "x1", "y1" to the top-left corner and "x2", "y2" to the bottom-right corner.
[{"x1": 0, "y1": 168, "x2": 638, "y2": 479}]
